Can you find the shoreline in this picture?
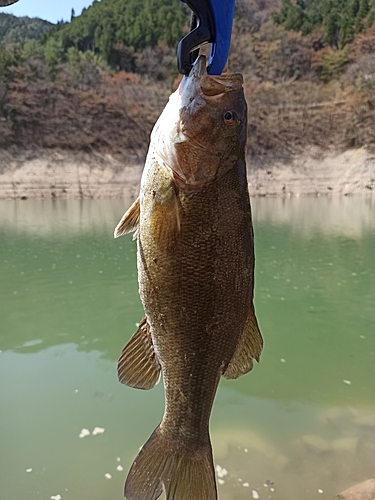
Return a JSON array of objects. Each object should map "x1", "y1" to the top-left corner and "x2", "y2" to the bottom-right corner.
[{"x1": 0, "y1": 147, "x2": 374, "y2": 199}]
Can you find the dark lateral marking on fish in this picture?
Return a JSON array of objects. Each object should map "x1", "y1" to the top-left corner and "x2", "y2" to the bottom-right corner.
[
  {"x1": 114, "y1": 197, "x2": 140, "y2": 238},
  {"x1": 117, "y1": 317, "x2": 161, "y2": 390},
  {"x1": 125, "y1": 426, "x2": 216, "y2": 500},
  {"x1": 223, "y1": 306, "x2": 263, "y2": 379}
]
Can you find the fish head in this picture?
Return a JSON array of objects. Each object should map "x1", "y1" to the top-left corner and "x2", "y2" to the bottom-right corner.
[{"x1": 152, "y1": 56, "x2": 247, "y2": 192}]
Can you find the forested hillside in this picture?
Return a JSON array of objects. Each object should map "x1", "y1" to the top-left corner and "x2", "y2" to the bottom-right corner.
[
  {"x1": 274, "y1": 0, "x2": 375, "y2": 47},
  {"x1": 48, "y1": 0, "x2": 187, "y2": 62},
  {"x1": 0, "y1": 13, "x2": 52, "y2": 44},
  {"x1": 1, "y1": 0, "x2": 375, "y2": 160}
]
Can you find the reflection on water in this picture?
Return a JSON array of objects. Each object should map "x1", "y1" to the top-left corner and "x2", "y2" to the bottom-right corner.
[
  {"x1": 0, "y1": 198, "x2": 374, "y2": 500},
  {"x1": 0, "y1": 196, "x2": 374, "y2": 237},
  {"x1": 0, "y1": 199, "x2": 136, "y2": 235},
  {"x1": 253, "y1": 196, "x2": 375, "y2": 239}
]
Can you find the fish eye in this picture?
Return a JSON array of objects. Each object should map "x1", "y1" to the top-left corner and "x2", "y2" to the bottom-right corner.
[{"x1": 224, "y1": 111, "x2": 235, "y2": 124}]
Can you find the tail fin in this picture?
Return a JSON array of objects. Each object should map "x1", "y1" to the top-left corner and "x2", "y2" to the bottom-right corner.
[{"x1": 125, "y1": 426, "x2": 217, "y2": 500}]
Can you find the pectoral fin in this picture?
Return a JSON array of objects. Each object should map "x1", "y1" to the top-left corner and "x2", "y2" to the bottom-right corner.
[
  {"x1": 223, "y1": 305, "x2": 263, "y2": 379},
  {"x1": 117, "y1": 316, "x2": 161, "y2": 390},
  {"x1": 114, "y1": 197, "x2": 140, "y2": 238},
  {"x1": 148, "y1": 176, "x2": 180, "y2": 247}
]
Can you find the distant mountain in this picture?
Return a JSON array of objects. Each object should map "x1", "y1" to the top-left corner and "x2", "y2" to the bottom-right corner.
[{"x1": 0, "y1": 13, "x2": 53, "y2": 44}]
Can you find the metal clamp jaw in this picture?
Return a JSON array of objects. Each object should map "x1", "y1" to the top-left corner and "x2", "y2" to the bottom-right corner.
[
  {"x1": 0, "y1": 0, "x2": 19, "y2": 6},
  {"x1": 178, "y1": 0, "x2": 236, "y2": 76}
]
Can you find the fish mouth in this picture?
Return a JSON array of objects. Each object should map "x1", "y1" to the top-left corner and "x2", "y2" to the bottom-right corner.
[
  {"x1": 181, "y1": 55, "x2": 243, "y2": 98},
  {"x1": 188, "y1": 55, "x2": 243, "y2": 84},
  {"x1": 190, "y1": 55, "x2": 207, "y2": 79},
  {"x1": 178, "y1": 56, "x2": 207, "y2": 102}
]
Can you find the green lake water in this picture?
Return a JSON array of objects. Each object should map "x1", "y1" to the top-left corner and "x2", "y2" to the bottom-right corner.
[{"x1": 0, "y1": 197, "x2": 374, "y2": 500}]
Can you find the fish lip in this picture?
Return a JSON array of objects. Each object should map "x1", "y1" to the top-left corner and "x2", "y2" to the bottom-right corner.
[
  {"x1": 190, "y1": 55, "x2": 207, "y2": 79},
  {"x1": 178, "y1": 56, "x2": 207, "y2": 108}
]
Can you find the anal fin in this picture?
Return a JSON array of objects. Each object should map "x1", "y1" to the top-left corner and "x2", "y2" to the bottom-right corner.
[
  {"x1": 117, "y1": 316, "x2": 161, "y2": 390},
  {"x1": 114, "y1": 197, "x2": 140, "y2": 238},
  {"x1": 223, "y1": 304, "x2": 263, "y2": 379}
]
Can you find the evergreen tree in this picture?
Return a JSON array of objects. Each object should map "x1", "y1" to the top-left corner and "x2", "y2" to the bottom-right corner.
[
  {"x1": 339, "y1": 13, "x2": 353, "y2": 46},
  {"x1": 275, "y1": 0, "x2": 375, "y2": 48},
  {"x1": 0, "y1": 13, "x2": 53, "y2": 44},
  {"x1": 284, "y1": 3, "x2": 305, "y2": 31},
  {"x1": 355, "y1": 0, "x2": 369, "y2": 31},
  {"x1": 325, "y1": 8, "x2": 340, "y2": 47},
  {"x1": 45, "y1": 0, "x2": 188, "y2": 62}
]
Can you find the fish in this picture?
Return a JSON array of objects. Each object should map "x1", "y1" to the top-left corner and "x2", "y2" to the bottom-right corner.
[
  {"x1": 0, "y1": 0, "x2": 19, "y2": 6},
  {"x1": 114, "y1": 55, "x2": 263, "y2": 500}
]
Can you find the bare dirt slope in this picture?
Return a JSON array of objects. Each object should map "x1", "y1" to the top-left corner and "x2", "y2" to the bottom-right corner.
[
  {"x1": 0, "y1": 148, "x2": 374, "y2": 200},
  {"x1": 0, "y1": 149, "x2": 142, "y2": 200},
  {"x1": 249, "y1": 148, "x2": 375, "y2": 197}
]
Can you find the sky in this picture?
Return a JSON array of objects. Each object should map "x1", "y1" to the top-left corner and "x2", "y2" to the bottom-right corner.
[{"x1": 2, "y1": 0, "x2": 96, "y2": 23}]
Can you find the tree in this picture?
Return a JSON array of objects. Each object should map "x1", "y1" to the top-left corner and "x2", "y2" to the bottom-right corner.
[
  {"x1": 355, "y1": 0, "x2": 370, "y2": 31},
  {"x1": 0, "y1": 13, "x2": 53, "y2": 44},
  {"x1": 44, "y1": 0, "x2": 188, "y2": 63},
  {"x1": 275, "y1": 0, "x2": 375, "y2": 48}
]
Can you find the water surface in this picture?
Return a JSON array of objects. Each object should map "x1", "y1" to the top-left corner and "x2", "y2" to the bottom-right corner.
[{"x1": 1, "y1": 197, "x2": 374, "y2": 500}]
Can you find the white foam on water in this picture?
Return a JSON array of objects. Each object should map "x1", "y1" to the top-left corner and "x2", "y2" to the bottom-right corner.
[
  {"x1": 92, "y1": 427, "x2": 105, "y2": 435},
  {"x1": 215, "y1": 465, "x2": 228, "y2": 478}
]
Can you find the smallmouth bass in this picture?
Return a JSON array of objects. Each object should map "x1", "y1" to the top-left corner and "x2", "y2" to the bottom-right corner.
[{"x1": 115, "y1": 55, "x2": 263, "y2": 500}]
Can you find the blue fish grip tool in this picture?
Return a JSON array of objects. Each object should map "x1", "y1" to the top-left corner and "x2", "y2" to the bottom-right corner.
[{"x1": 178, "y1": 0, "x2": 236, "y2": 76}]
